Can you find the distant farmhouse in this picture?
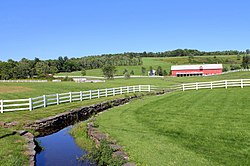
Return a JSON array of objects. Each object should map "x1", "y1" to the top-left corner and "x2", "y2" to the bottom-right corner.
[{"x1": 171, "y1": 64, "x2": 223, "y2": 77}]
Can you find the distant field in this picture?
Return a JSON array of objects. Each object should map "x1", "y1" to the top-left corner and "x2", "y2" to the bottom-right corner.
[
  {"x1": 0, "y1": 72, "x2": 250, "y2": 100},
  {"x1": 96, "y1": 87, "x2": 250, "y2": 165},
  {"x1": 56, "y1": 55, "x2": 242, "y2": 76}
]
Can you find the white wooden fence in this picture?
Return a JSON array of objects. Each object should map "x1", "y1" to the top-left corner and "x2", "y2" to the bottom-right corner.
[
  {"x1": 222, "y1": 69, "x2": 250, "y2": 74},
  {"x1": 0, "y1": 80, "x2": 48, "y2": 83},
  {"x1": 0, "y1": 85, "x2": 151, "y2": 113},
  {"x1": 173, "y1": 79, "x2": 250, "y2": 91}
]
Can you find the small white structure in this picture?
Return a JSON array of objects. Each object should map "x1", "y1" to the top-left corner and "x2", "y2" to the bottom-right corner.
[
  {"x1": 148, "y1": 70, "x2": 156, "y2": 76},
  {"x1": 73, "y1": 78, "x2": 105, "y2": 83},
  {"x1": 52, "y1": 80, "x2": 62, "y2": 82}
]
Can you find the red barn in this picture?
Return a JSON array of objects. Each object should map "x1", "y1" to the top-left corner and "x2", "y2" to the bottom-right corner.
[{"x1": 171, "y1": 64, "x2": 223, "y2": 77}]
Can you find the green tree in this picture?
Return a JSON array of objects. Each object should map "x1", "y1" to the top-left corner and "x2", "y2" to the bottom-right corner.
[
  {"x1": 130, "y1": 70, "x2": 135, "y2": 75},
  {"x1": 242, "y1": 55, "x2": 250, "y2": 69},
  {"x1": 35, "y1": 62, "x2": 50, "y2": 77},
  {"x1": 149, "y1": 66, "x2": 153, "y2": 76},
  {"x1": 141, "y1": 67, "x2": 146, "y2": 75},
  {"x1": 246, "y1": 49, "x2": 250, "y2": 54},
  {"x1": 124, "y1": 71, "x2": 130, "y2": 79},
  {"x1": 81, "y1": 69, "x2": 86, "y2": 76},
  {"x1": 163, "y1": 70, "x2": 168, "y2": 76},
  {"x1": 237, "y1": 54, "x2": 241, "y2": 60},
  {"x1": 123, "y1": 69, "x2": 128, "y2": 75},
  {"x1": 156, "y1": 66, "x2": 163, "y2": 76},
  {"x1": 102, "y1": 65, "x2": 116, "y2": 79}
]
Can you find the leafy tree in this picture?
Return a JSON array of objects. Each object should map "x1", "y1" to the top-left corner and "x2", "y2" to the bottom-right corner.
[
  {"x1": 242, "y1": 55, "x2": 250, "y2": 69},
  {"x1": 163, "y1": 70, "x2": 168, "y2": 76},
  {"x1": 124, "y1": 71, "x2": 130, "y2": 79},
  {"x1": 102, "y1": 65, "x2": 116, "y2": 79},
  {"x1": 130, "y1": 70, "x2": 135, "y2": 75},
  {"x1": 149, "y1": 66, "x2": 153, "y2": 76},
  {"x1": 81, "y1": 69, "x2": 86, "y2": 76},
  {"x1": 35, "y1": 62, "x2": 50, "y2": 77},
  {"x1": 123, "y1": 69, "x2": 128, "y2": 75},
  {"x1": 156, "y1": 66, "x2": 163, "y2": 76},
  {"x1": 237, "y1": 54, "x2": 241, "y2": 60},
  {"x1": 246, "y1": 49, "x2": 250, "y2": 54},
  {"x1": 223, "y1": 66, "x2": 229, "y2": 72},
  {"x1": 141, "y1": 67, "x2": 146, "y2": 75}
]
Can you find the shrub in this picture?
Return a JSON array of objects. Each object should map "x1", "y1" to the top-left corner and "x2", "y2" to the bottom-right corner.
[{"x1": 81, "y1": 140, "x2": 125, "y2": 166}]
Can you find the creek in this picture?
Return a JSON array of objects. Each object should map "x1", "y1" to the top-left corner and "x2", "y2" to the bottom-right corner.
[{"x1": 35, "y1": 125, "x2": 95, "y2": 166}]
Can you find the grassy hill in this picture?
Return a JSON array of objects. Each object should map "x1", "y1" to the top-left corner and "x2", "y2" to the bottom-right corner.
[
  {"x1": 56, "y1": 55, "x2": 242, "y2": 76},
  {"x1": 0, "y1": 71, "x2": 249, "y2": 165},
  {"x1": 95, "y1": 87, "x2": 250, "y2": 165}
]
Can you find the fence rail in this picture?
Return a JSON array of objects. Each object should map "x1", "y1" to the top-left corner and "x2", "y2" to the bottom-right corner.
[
  {"x1": 0, "y1": 80, "x2": 48, "y2": 83},
  {"x1": 0, "y1": 85, "x2": 152, "y2": 113},
  {"x1": 172, "y1": 79, "x2": 250, "y2": 91}
]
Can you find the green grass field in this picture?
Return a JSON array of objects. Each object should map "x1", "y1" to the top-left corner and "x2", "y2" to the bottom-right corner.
[
  {"x1": 1, "y1": 71, "x2": 250, "y2": 100},
  {"x1": 0, "y1": 128, "x2": 29, "y2": 166},
  {"x1": 56, "y1": 55, "x2": 242, "y2": 76},
  {"x1": 95, "y1": 87, "x2": 250, "y2": 165},
  {"x1": 0, "y1": 71, "x2": 250, "y2": 165}
]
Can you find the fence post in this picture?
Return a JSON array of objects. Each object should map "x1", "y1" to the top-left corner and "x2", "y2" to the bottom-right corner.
[
  {"x1": 210, "y1": 82, "x2": 213, "y2": 89},
  {"x1": 97, "y1": 89, "x2": 100, "y2": 98},
  {"x1": 89, "y1": 90, "x2": 92, "y2": 99},
  {"x1": 139, "y1": 85, "x2": 141, "y2": 92},
  {"x1": 182, "y1": 84, "x2": 185, "y2": 91},
  {"x1": 56, "y1": 94, "x2": 60, "y2": 105},
  {"x1": 133, "y1": 86, "x2": 136, "y2": 93},
  {"x1": 29, "y1": 98, "x2": 33, "y2": 111},
  {"x1": 120, "y1": 87, "x2": 123, "y2": 94},
  {"x1": 225, "y1": 80, "x2": 228, "y2": 89},
  {"x1": 148, "y1": 85, "x2": 151, "y2": 92},
  {"x1": 69, "y1": 92, "x2": 72, "y2": 102},
  {"x1": 113, "y1": 88, "x2": 115, "y2": 96},
  {"x1": 241, "y1": 79, "x2": 243, "y2": 88},
  {"x1": 196, "y1": 83, "x2": 198, "y2": 90},
  {"x1": 80, "y1": 91, "x2": 83, "y2": 101},
  {"x1": 105, "y1": 88, "x2": 108, "y2": 97},
  {"x1": 0, "y1": 100, "x2": 3, "y2": 113},
  {"x1": 43, "y1": 95, "x2": 47, "y2": 107},
  {"x1": 127, "y1": 86, "x2": 129, "y2": 93}
]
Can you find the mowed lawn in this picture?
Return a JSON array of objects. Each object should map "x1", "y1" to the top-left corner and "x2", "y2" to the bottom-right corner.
[
  {"x1": 0, "y1": 128, "x2": 28, "y2": 166},
  {"x1": 95, "y1": 87, "x2": 250, "y2": 165}
]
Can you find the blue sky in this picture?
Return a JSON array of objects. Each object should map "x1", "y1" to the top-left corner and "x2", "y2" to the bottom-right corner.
[{"x1": 0, "y1": 0, "x2": 250, "y2": 61}]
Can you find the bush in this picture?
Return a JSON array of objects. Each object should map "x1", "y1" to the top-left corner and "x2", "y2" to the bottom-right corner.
[
  {"x1": 81, "y1": 140, "x2": 125, "y2": 166},
  {"x1": 230, "y1": 65, "x2": 241, "y2": 70},
  {"x1": 62, "y1": 76, "x2": 73, "y2": 81},
  {"x1": 222, "y1": 66, "x2": 229, "y2": 72}
]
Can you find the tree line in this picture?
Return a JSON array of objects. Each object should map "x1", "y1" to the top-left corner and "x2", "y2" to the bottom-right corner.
[
  {"x1": 0, "y1": 54, "x2": 142, "y2": 80},
  {"x1": 1, "y1": 49, "x2": 249, "y2": 80}
]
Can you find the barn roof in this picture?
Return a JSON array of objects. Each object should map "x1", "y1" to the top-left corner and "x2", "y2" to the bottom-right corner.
[{"x1": 171, "y1": 64, "x2": 223, "y2": 70}]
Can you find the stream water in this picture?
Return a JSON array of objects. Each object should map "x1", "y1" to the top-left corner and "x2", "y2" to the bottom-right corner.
[{"x1": 35, "y1": 126, "x2": 94, "y2": 166}]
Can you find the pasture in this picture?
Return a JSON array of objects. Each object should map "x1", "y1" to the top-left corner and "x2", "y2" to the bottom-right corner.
[
  {"x1": 56, "y1": 55, "x2": 241, "y2": 76},
  {"x1": 0, "y1": 71, "x2": 250, "y2": 166},
  {"x1": 95, "y1": 88, "x2": 250, "y2": 165},
  {"x1": 1, "y1": 71, "x2": 250, "y2": 100}
]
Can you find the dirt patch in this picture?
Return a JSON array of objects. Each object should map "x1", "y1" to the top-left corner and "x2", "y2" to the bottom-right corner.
[{"x1": 0, "y1": 86, "x2": 33, "y2": 93}]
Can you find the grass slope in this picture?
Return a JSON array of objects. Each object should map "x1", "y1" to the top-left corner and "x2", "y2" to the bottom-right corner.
[
  {"x1": 56, "y1": 55, "x2": 241, "y2": 76},
  {"x1": 95, "y1": 88, "x2": 250, "y2": 165},
  {"x1": 0, "y1": 128, "x2": 28, "y2": 166}
]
